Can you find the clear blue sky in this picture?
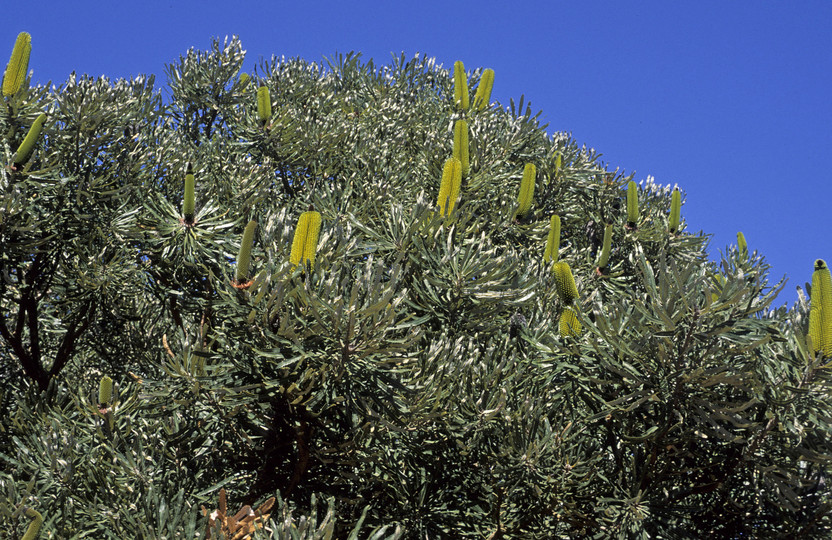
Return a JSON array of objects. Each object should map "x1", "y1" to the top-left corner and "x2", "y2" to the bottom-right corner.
[{"x1": 5, "y1": 1, "x2": 831, "y2": 307}]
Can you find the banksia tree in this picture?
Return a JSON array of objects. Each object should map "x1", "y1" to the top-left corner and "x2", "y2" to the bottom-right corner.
[
  {"x1": 0, "y1": 37, "x2": 828, "y2": 540},
  {"x1": 3, "y1": 31, "x2": 31, "y2": 96},
  {"x1": 809, "y1": 259, "x2": 832, "y2": 358},
  {"x1": 453, "y1": 60, "x2": 469, "y2": 111}
]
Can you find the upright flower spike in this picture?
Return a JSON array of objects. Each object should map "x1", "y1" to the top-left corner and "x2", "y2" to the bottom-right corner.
[
  {"x1": 809, "y1": 259, "x2": 832, "y2": 358},
  {"x1": 257, "y1": 86, "x2": 271, "y2": 124},
  {"x1": 515, "y1": 163, "x2": 536, "y2": 218},
  {"x1": 597, "y1": 223, "x2": 613, "y2": 270},
  {"x1": 553, "y1": 261, "x2": 579, "y2": 305},
  {"x1": 737, "y1": 232, "x2": 748, "y2": 259},
  {"x1": 473, "y1": 68, "x2": 494, "y2": 111},
  {"x1": 453, "y1": 120, "x2": 469, "y2": 177},
  {"x1": 626, "y1": 181, "x2": 638, "y2": 228},
  {"x1": 290, "y1": 209, "x2": 322, "y2": 268},
  {"x1": 183, "y1": 162, "x2": 195, "y2": 223},
  {"x1": 239, "y1": 72, "x2": 250, "y2": 87},
  {"x1": 235, "y1": 221, "x2": 257, "y2": 284},
  {"x1": 668, "y1": 188, "x2": 681, "y2": 234},
  {"x1": 3, "y1": 32, "x2": 31, "y2": 97},
  {"x1": 437, "y1": 157, "x2": 462, "y2": 217},
  {"x1": 559, "y1": 307, "x2": 582, "y2": 337},
  {"x1": 12, "y1": 112, "x2": 46, "y2": 167},
  {"x1": 98, "y1": 376, "x2": 113, "y2": 407},
  {"x1": 544, "y1": 215, "x2": 561, "y2": 263},
  {"x1": 21, "y1": 508, "x2": 42, "y2": 540},
  {"x1": 453, "y1": 61, "x2": 469, "y2": 111}
]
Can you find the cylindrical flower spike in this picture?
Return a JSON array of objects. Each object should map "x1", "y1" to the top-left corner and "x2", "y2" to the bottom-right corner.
[
  {"x1": 737, "y1": 232, "x2": 748, "y2": 259},
  {"x1": 668, "y1": 188, "x2": 681, "y2": 234},
  {"x1": 473, "y1": 68, "x2": 494, "y2": 111},
  {"x1": 559, "y1": 307, "x2": 582, "y2": 337},
  {"x1": 437, "y1": 157, "x2": 462, "y2": 217},
  {"x1": 22, "y1": 508, "x2": 42, "y2": 540},
  {"x1": 3, "y1": 32, "x2": 31, "y2": 97},
  {"x1": 290, "y1": 209, "x2": 322, "y2": 268},
  {"x1": 13, "y1": 113, "x2": 47, "y2": 167},
  {"x1": 183, "y1": 162, "x2": 195, "y2": 223},
  {"x1": 515, "y1": 163, "x2": 536, "y2": 218},
  {"x1": 98, "y1": 376, "x2": 113, "y2": 407},
  {"x1": 239, "y1": 72, "x2": 250, "y2": 87},
  {"x1": 257, "y1": 86, "x2": 271, "y2": 124},
  {"x1": 453, "y1": 120, "x2": 469, "y2": 177},
  {"x1": 809, "y1": 259, "x2": 832, "y2": 358},
  {"x1": 453, "y1": 61, "x2": 469, "y2": 111},
  {"x1": 626, "y1": 181, "x2": 638, "y2": 228},
  {"x1": 597, "y1": 223, "x2": 613, "y2": 270},
  {"x1": 544, "y1": 215, "x2": 561, "y2": 263},
  {"x1": 235, "y1": 221, "x2": 257, "y2": 284},
  {"x1": 553, "y1": 261, "x2": 579, "y2": 305}
]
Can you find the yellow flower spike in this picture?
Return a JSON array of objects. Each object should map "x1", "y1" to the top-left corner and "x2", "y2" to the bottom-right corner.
[
  {"x1": 668, "y1": 188, "x2": 681, "y2": 234},
  {"x1": 473, "y1": 68, "x2": 494, "y2": 111},
  {"x1": 290, "y1": 210, "x2": 322, "y2": 268},
  {"x1": 12, "y1": 112, "x2": 46, "y2": 167},
  {"x1": 626, "y1": 181, "x2": 638, "y2": 228},
  {"x1": 597, "y1": 224, "x2": 613, "y2": 270},
  {"x1": 22, "y1": 508, "x2": 42, "y2": 540},
  {"x1": 453, "y1": 61, "x2": 469, "y2": 111},
  {"x1": 515, "y1": 163, "x2": 536, "y2": 218},
  {"x1": 235, "y1": 221, "x2": 258, "y2": 284},
  {"x1": 239, "y1": 72, "x2": 250, "y2": 87},
  {"x1": 553, "y1": 261, "x2": 579, "y2": 305},
  {"x1": 559, "y1": 307, "x2": 582, "y2": 337},
  {"x1": 98, "y1": 376, "x2": 113, "y2": 407},
  {"x1": 453, "y1": 120, "x2": 469, "y2": 177},
  {"x1": 437, "y1": 157, "x2": 462, "y2": 217},
  {"x1": 737, "y1": 232, "x2": 748, "y2": 260},
  {"x1": 3, "y1": 32, "x2": 31, "y2": 97},
  {"x1": 183, "y1": 162, "x2": 195, "y2": 223},
  {"x1": 809, "y1": 259, "x2": 832, "y2": 358},
  {"x1": 544, "y1": 215, "x2": 561, "y2": 263},
  {"x1": 257, "y1": 86, "x2": 272, "y2": 124}
]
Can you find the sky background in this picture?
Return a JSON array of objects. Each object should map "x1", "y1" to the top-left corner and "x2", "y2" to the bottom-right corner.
[{"x1": 4, "y1": 1, "x2": 830, "y2": 307}]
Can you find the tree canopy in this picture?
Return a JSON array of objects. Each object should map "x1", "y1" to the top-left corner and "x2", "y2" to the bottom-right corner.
[{"x1": 0, "y1": 35, "x2": 830, "y2": 539}]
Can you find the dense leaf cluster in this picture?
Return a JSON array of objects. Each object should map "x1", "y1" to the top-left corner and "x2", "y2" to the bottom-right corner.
[{"x1": 0, "y1": 36, "x2": 829, "y2": 538}]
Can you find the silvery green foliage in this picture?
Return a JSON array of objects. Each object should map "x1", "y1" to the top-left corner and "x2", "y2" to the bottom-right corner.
[{"x1": 0, "y1": 36, "x2": 829, "y2": 538}]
